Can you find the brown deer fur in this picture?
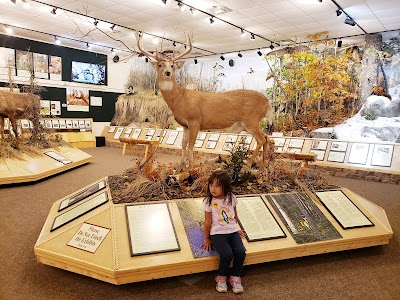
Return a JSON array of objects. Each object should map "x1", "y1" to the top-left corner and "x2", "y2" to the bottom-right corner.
[
  {"x1": 0, "y1": 90, "x2": 40, "y2": 139},
  {"x1": 136, "y1": 32, "x2": 274, "y2": 165}
]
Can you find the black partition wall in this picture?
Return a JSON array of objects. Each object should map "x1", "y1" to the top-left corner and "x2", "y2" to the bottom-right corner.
[{"x1": 0, "y1": 34, "x2": 122, "y2": 122}]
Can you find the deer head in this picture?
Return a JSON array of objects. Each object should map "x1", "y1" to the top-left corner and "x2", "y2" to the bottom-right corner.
[{"x1": 135, "y1": 31, "x2": 192, "y2": 82}]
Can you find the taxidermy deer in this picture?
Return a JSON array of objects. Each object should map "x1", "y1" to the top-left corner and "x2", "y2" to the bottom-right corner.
[
  {"x1": 0, "y1": 90, "x2": 40, "y2": 139},
  {"x1": 136, "y1": 32, "x2": 274, "y2": 166}
]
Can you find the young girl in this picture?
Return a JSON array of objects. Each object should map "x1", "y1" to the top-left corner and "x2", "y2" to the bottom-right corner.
[{"x1": 201, "y1": 170, "x2": 246, "y2": 293}]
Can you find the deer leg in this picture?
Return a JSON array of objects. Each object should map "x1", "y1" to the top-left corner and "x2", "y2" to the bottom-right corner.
[
  {"x1": 246, "y1": 127, "x2": 267, "y2": 167},
  {"x1": 181, "y1": 127, "x2": 190, "y2": 165},
  {"x1": 9, "y1": 117, "x2": 18, "y2": 138},
  {"x1": 187, "y1": 125, "x2": 200, "y2": 167},
  {"x1": 0, "y1": 117, "x2": 4, "y2": 139}
]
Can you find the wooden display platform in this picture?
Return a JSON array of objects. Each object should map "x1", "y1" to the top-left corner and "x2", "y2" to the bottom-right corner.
[
  {"x1": 34, "y1": 182, "x2": 392, "y2": 285},
  {"x1": 0, "y1": 146, "x2": 92, "y2": 185}
]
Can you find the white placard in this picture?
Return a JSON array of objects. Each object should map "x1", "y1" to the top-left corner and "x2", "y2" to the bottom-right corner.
[
  {"x1": 78, "y1": 120, "x2": 86, "y2": 129},
  {"x1": 208, "y1": 133, "x2": 220, "y2": 142},
  {"x1": 66, "y1": 120, "x2": 73, "y2": 129},
  {"x1": 370, "y1": 144, "x2": 394, "y2": 167},
  {"x1": 288, "y1": 138, "x2": 304, "y2": 149},
  {"x1": 113, "y1": 127, "x2": 124, "y2": 139},
  {"x1": 238, "y1": 135, "x2": 252, "y2": 144},
  {"x1": 59, "y1": 120, "x2": 67, "y2": 129},
  {"x1": 310, "y1": 149, "x2": 326, "y2": 161},
  {"x1": 125, "y1": 203, "x2": 180, "y2": 256},
  {"x1": 72, "y1": 120, "x2": 79, "y2": 129},
  {"x1": 327, "y1": 151, "x2": 346, "y2": 163},
  {"x1": 90, "y1": 96, "x2": 103, "y2": 106},
  {"x1": 222, "y1": 142, "x2": 235, "y2": 151},
  {"x1": 131, "y1": 128, "x2": 141, "y2": 139},
  {"x1": 315, "y1": 190, "x2": 373, "y2": 229},
  {"x1": 226, "y1": 134, "x2": 238, "y2": 143},
  {"x1": 311, "y1": 140, "x2": 328, "y2": 150},
  {"x1": 272, "y1": 137, "x2": 286, "y2": 147},
  {"x1": 194, "y1": 140, "x2": 204, "y2": 148},
  {"x1": 166, "y1": 131, "x2": 178, "y2": 145},
  {"x1": 123, "y1": 128, "x2": 133, "y2": 138},
  {"x1": 51, "y1": 119, "x2": 60, "y2": 129},
  {"x1": 67, "y1": 223, "x2": 110, "y2": 253},
  {"x1": 205, "y1": 141, "x2": 217, "y2": 149},
  {"x1": 108, "y1": 126, "x2": 116, "y2": 133},
  {"x1": 348, "y1": 143, "x2": 370, "y2": 165},
  {"x1": 330, "y1": 141, "x2": 348, "y2": 152},
  {"x1": 197, "y1": 132, "x2": 207, "y2": 140}
]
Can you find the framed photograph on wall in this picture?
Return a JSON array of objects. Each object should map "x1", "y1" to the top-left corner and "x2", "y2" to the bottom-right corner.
[
  {"x1": 125, "y1": 202, "x2": 180, "y2": 256},
  {"x1": 0, "y1": 47, "x2": 15, "y2": 75},
  {"x1": 66, "y1": 87, "x2": 90, "y2": 112},
  {"x1": 370, "y1": 144, "x2": 394, "y2": 167},
  {"x1": 315, "y1": 190, "x2": 374, "y2": 229},
  {"x1": 16, "y1": 50, "x2": 32, "y2": 77},
  {"x1": 49, "y1": 55, "x2": 62, "y2": 81},
  {"x1": 348, "y1": 143, "x2": 370, "y2": 165},
  {"x1": 33, "y1": 53, "x2": 49, "y2": 79}
]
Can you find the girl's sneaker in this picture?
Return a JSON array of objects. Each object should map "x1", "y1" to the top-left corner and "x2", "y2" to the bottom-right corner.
[
  {"x1": 229, "y1": 276, "x2": 244, "y2": 294},
  {"x1": 215, "y1": 275, "x2": 228, "y2": 293}
]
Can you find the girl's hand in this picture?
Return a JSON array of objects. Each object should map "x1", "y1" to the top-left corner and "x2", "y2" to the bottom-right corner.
[
  {"x1": 238, "y1": 229, "x2": 246, "y2": 239},
  {"x1": 201, "y1": 238, "x2": 212, "y2": 251}
]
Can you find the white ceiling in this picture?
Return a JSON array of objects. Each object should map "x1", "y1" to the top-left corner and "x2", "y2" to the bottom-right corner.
[{"x1": 0, "y1": 0, "x2": 399, "y2": 59}]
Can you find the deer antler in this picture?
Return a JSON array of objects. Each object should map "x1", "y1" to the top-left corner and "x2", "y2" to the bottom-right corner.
[
  {"x1": 173, "y1": 34, "x2": 193, "y2": 61},
  {"x1": 135, "y1": 30, "x2": 159, "y2": 61}
]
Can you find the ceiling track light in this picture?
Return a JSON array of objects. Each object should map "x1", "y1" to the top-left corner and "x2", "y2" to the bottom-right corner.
[
  {"x1": 177, "y1": 2, "x2": 185, "y2": 11},
  {"x1": 238, "y1": 52, "x2": 242, "y2": 58},
  {"x1": 111, "y1": 48, "x2": 115, "y2": 55},
  {"x1": 337, "y1": 40, "x2": 342, "y2": 47},
  {"x1": 161, "y1": 0, "x2": 167, "y2": 5},
  {"x1": 240, "y1": 28, "x2": 246, "y2": 37},
  {"x1": 4, "y1": 25, "x2": 13, "y2": 34},
  {"x1": 220, "y1": 55, "x2": 225, "y2": 61},
  {"x1": 110, "y1": 24, "x2": 116, "y2": 31},
  {"x1": 317, "y1": 0, "x2": 322, "y2": 2},
  {"x1": 145, "y1": 57, "x2": 149, "y2": 62},
  {"x1": 194, "y1": 58, "x2": 198, "y2": 64},
  {"x1": 250, "y1": 33, "x2": 255, "y2": 40},
  {"x1": 51, "y1": 7, "x2": 57, "y2": 15},
  {"x1": 345, "y1": 16, "x2": 356, "y2": 26},
  {"x1": 190, "y1": 8, "x2": 196, "y2": 15},
  {"x1": 257, "y1": 49, "x2": 262, "y2": 56},
  {"x1": 209, "y1": 17, "x2": 214, "y2": 24},
  {"x1": 270, "y1": 44, "x2": 274, "y2": 50},
  {"x1": 10, "y1": 0, "x2": 16, "y2": 5},
  {"x1": 86, "y1": 42, "x2": 91, "y2": 49},
  {"x1": 172, "y1": 41, "x2": 176, "y2": 47},
  {"x1": 54, "y1": 36, "x2": 60, "y2": 45},
  {"x1": 336, "y1": 9, "x2": 342, "y2": 17},
  {"x1": 94, "y1": 19, "x2": 98, "y2": 26}
]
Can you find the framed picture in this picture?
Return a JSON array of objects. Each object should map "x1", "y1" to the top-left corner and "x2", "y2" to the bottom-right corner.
[
  {"x1": 205, "y1": 141, "x2": 217, "y2": 149},
  {"x1": 194, "y1": 140, "x2": 204, "y2": 148},
  {"x1": 125, "y1": 202, "x2": 180, "y2": 256},
  {"x1": 166, "y1": 131, "x2": 178, "y2": 145},
  {"x1": 310, "y1": 149, "x2": 326, "y2": 161},
  {"x1": 236, "y1": 196, "x2": 286, "y2": 242},
  {"x1": 330, "y1": 141, "x2": 348, "y2": 152},
  {"x1": 311, "y1": 140, "x2": 328, "y2": 150},
  {"x1": 348, "y1": 143, "x2": 370, "y2": 165},
  {"x1": 226, "y1": 135, "x2": 238, "y2": 143},
  {"x1": 208, "y1": 133, "x2": 220, "y2": 142},
  {"x1": 327, "y1": 151, "x2": 346, "y2": 163},
  {"x1": 16, "y1": 50, "x2": 32, "y2": 77},
  {"x1": 44, "y1": 151, "x2": 73, "y2": 165},
  {"x1": 370, "y1": 144, "x2": 394, "y2": 167},
  {"x1": 315, "y1": 190, "x2": 374, "y2": 229},
  {"x1": 271, "y1": 137, "x2": 285, "y2": 147},
  {"x1": 113, "y1": 127, "x2": 124, "y2": 139},
  {"x1": 33, "y1": 53, "x2": 49, "y2": 79},
  {"x1": 197, "y1": 132, "x2": 207, "y2": 140},
  {"x1": 131, "y1": 128, "x2": 141, "y2": 139},
  {"x1": 51, "y1": 191, "x2": 108, "y2": 232},
  {"x1": 49, "y1": 55, "x2": 62, "y2": 81},
  {"x1": 58, "y1": 179, "x2": 107, "y2": 211}
]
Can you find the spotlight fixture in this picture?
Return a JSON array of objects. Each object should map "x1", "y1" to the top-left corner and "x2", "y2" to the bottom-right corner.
[
  {"x1": 161, "y1": 0, "x2": 167, "y2": 5},
  {"x1": 51, "y1": 7, "x2": 57, "y2": 15},
  {"x1": 240, "y1": 28, "x2": 246, "y2": 37},
  {"x1": 190, "y1": 8, "x2": 196, "y2": 15},
  {"x1": 54, "y1": 36, "x2": 61, "y2": 45},
  {"x1": 344, "y1": 16, "x2": 356, "y2": 26},
  {"x1": 111, "y1": 48, "x2": 115, "y2": 55},
  {"x1": 209, "y1": 17, "x2": 214, "y2": 24},
  {"x1": 194, "y1": 58, "x2": 198, "y2": 64},
  {"x1": 238, "y1": 52, "x2": 242, "y2": 58},
  {"x1": 250, "y1": 33, "x2": 255, "y2": 40},
  {"x1": 4, "y1": 25, "x2": 13, "y2": 34},
  {"x1": 110, "y1": 24, "x2": 116, "y2": 31},
  {"x1": 94, "y1": 19, "x2": 98, "y2": 26},
  {"x1": 336, "y1": 9, "x2": 342, "y2": 17},
  {"x1": 220, "y1": 55, "x2": 225, "y2": 61},
  {"x1": 173, "y1": 41, "x2": 176, "y2": 47},
  {"x1": 10, "y1": 0, "x2": 16, "y2": 5},
  {"x1": 337, "y1": 40, "x2": 342, "y2": 47},
  {"x1": 317, "y1": 0, "x2": 322, "y2": 2},
  {"x1": 257, "y1": 49, "x2": 262, "y2": 56},
  {"x1": 86, "y1": 42, "x2": 91, "y2": 49},
  {"x1": 177, "y1": 2, "x2": 185, "y2": 11},
  {"x1": 269, "y1": 44, "x2": 274, "y2": 50}
]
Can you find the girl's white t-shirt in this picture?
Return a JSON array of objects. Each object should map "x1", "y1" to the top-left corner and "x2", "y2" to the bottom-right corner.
[{"x1": 202, "y1": 194, "x2": 239, "y2": 235}]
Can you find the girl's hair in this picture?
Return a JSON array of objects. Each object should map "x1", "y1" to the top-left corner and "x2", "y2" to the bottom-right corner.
[{"x1": 205, "y1": 170, "x2": 233, "y2": 205}]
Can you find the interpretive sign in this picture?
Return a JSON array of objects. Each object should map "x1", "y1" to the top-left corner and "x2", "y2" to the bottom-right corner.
[
  {"x1": 108, "y1": 126, "x2": 116, "y2": 133},
  {"x1": 125, "y1": 203, "x2": 180, "y2": 256},
  {"x1": 67, "y1": 223, "x2": 110, "y2": 253},
  {"x1": 315, "y1": 190, "x2": 374, "y2": 229},
  {"x1": 51, "y1": 192, "x2": 109, "y2": 232},
  {"x1": 330, "y1": 141, "x2": 348, "y2": 152},
  {"x1": 327, "y1": 151, "x2": 346, "y2": 163},
  {"x1": 222, "y1": 142, "x2": 235, "y2": 151},
  {"x1": 123, "y1": 128, "x2": 133, "y2": 138},
  {"x1": 131, "y1": 128, "x2": 141, "y2": 139},
  {"x1": 166, "y1": 131, "x2": 179, "y2": 145},
  {"x1": 44, "y1": 151, "x2": 73, "y2": 165},
  {"x1": 310, "y1": 149, "x2": 326, "y2": 161},
  {"x1": 197, "y1": 132, "x2": 207, "y2": 140},
  {"x1": 113, "y1": 127, "x2": 124, "y2": 139},
  {"x1": 205, "y1": 141, "x2": 217, "y2": 149},
  {"x1": 311, "y1": 140, "x2": 328, "y2": 150},
  {"x1": 236, "y1": 196, "x2": 286, "y2": 241},
  {"x1": 208, "y1": 133, "x2": 220, "y2": 142},
  {"x1": 238, "y1": 135, "x2": 253, "y2": 145},
  {"x1": 226, "y1": 135, "x2": 238, "y2": 143},
  {"x1": 370, "y1": 144, "x2": 394, "y2": 167},
  {"x1": 288, "y1": 138, "x2": 304, "y2": 149},
  {"x1": 272, "y1": 137, "x2": 286, "y2": 147},
  {"x1": 194, "y1": 140, "x2": 204, "y2": 148},
  {"x1": 348, "y1": 143, "x2": 370, "y2": 165},
  {"x1": 58, "y1": 180, "x2": 106, "y2": 211},
  {"x1": 267, "y1": 193, "x2": 342, "y2": 244},
  {"x1": 176, "y1": 199, "x2": 218, "y2": 258}
]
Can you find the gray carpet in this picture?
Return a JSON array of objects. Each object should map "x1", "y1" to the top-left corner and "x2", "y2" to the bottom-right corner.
[{"x1": 0, "y1": 146, "x2": 399, "y2": 300}]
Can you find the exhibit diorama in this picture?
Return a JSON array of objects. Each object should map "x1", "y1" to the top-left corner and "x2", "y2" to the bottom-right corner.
[{"x1": 1, "y1": 0, "x2": 399, "y2": 299}]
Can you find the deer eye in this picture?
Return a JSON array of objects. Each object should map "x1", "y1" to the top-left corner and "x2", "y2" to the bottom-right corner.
[
  {"x1": 171, "y1": 64, "x2": 174, "y2": 68},
  {"x1": 158, "y1": 64, "x2": 162, "y2": 68}
]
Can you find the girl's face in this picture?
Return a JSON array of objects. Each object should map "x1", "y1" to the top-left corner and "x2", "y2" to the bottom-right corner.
[{"x1": 209, "y1": 179, "x2": 224, "y2": 199}]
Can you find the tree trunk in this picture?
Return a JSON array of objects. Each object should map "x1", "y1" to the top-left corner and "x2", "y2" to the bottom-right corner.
[{"x1": 359, "y1": 34, "x2": 382, "y2": 108}]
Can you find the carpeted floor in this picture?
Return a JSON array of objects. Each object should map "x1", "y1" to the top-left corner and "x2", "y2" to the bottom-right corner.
[{"x1": 0, "y1": 146, "x2": 399, "y2": 300}]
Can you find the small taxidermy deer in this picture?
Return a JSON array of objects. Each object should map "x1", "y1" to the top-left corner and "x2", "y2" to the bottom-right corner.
[{"x1": 135, "y1": 31, "x2": 274, "y2": 166}]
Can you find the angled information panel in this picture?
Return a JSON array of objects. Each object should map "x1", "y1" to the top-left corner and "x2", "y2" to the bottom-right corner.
[
  {"x1": 125, "y1": 202, "x2": 180, "y2": 256},
  {"x1": 315, "y1": 190, "x2": 374, "y2": 229},
  {"x1": 237, "y1": 196, "x2": 286, "y2": 242}
]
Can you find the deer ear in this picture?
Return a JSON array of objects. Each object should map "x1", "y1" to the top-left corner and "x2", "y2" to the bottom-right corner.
[{"x1": 175, "y1": 61, "x2": 185, "y2": 69}]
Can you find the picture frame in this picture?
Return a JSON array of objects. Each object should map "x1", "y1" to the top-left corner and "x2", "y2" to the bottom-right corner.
[
  {"x1": 370, "y1": 144, "x2": 394, "y2": 167},
  {"x1": 125, "y1": 202, "x2": 180, "y2": 256},
  {"x1": 315, "y1": 190, "x2": 374, "y2": 229},
  {"x1": 236, "y1": 196, "x2": 286, "y2": 242},
  {"x1": 58, "y1": 179, "x2": 107, "y2": 211},
  {"x1": 348, "y1": 143, "x2": 370, "y2": 165},
  {"x1": 51, "y1": 191, "x2": 109, "y2": 232}
]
